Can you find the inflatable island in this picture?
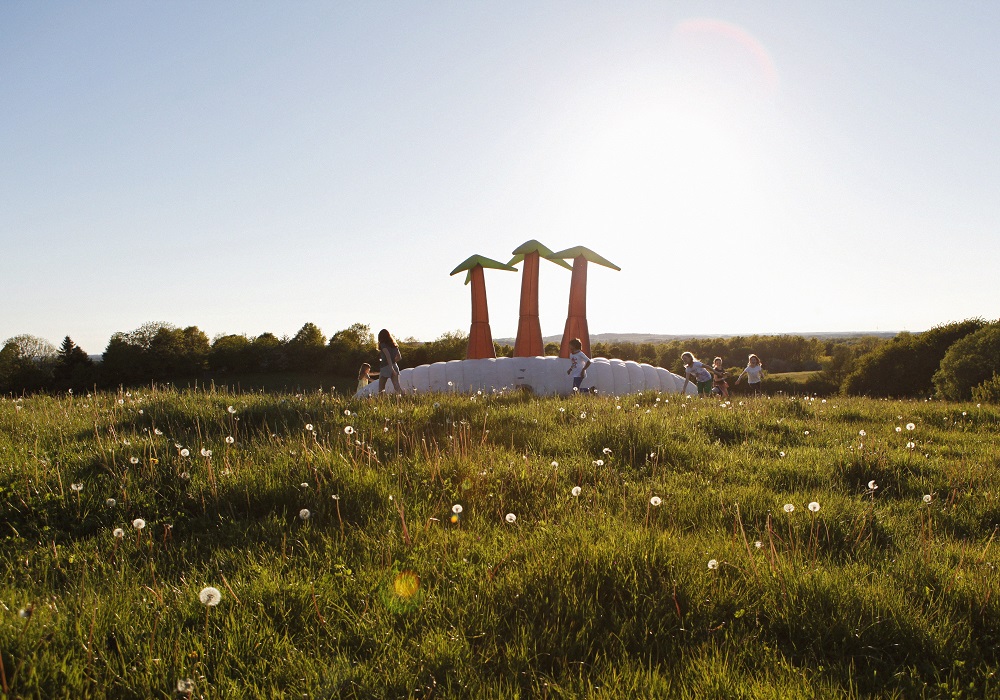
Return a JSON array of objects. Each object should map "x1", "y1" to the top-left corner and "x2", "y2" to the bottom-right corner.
[
  {"x1": 356, "y1": 241, "x2": 695, "y2": 399},
  {"x1": 354, "y1": 355, "x2": 695, "y2": 398}
]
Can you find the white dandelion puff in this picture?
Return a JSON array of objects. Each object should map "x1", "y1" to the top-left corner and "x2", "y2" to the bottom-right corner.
[
  {"x1": 452, "y1": 504, "x2": 463, "y2": 514},
  {"x1": 808, "y1": 501, "x2": 820, "y2": 512},
  {"x1": 505, "y1": 513, "x2": 516, "y2": 524},
  {"x1": 199, "y1": 586, "x2": 222, "y2": 606},
  {"x1": 225, "y1": 436, "x2": 234, "y2": 444},
  {"x1": 649, "y1": 496, "x2": 662, "y2": 507},
  {"x1": 707, "y1": 559, "x2": 719, "y2": 570},
  {"x1": 344, "y1": 426, "x2": 355, "y2": 435},
  {"x1": 551, "y1": 461, "x2": 559, "y2": 468},
  {"x1": 200, "y1": 448, "x2": 212, "y2": 458},
  {"x1": 70, "y1": 482, "x2": 83, "y2": 492},
  {"x1": 783, "y1": 504, "x2": 795, "y2": 513},
  {"x1": 113, "y1": 527, "x2": 125, "y2": 538},
  {"x1": 305, "y1": 424, "x2": 314, "y2": 432},
  {"x1": 227, "y1": 405, "x2": 236, "y2": 414},
  {"x1": 868, "y1": 480, "x2": 878, "y2": 490},
  {"x1": 180, "y1": 448, "x2": 190, "y2": 457},
  {"x1": 858, "y1": 430, "x2": 866, "y2": 437},
  {"x1": 602, "y1": 447, "x2": 612, "y2": 455},
  {"x1": 923, "y1": 494, "x2": 932, "y2": 504},
  {"x1": 130, "y1": 456, "x2": 139, "y2": 464},
  {"x1": 299, "y1": 508, "x2": 311, "y2": 520},
  {"x1": 906, "y1": 423, "x2": 916, "y2": 431},
  {"x1": 132, "y1": 518, "x2": 146, "y2": 530},
  {"x1": 571, "y1": 486, "x2": 582, "y2": 497},
  {"x1": 106, "y1": 498, "x2": 117, "y2": 507},
  {"x1": 177, "y1": 678, "x2": 196, "y2": 693}
]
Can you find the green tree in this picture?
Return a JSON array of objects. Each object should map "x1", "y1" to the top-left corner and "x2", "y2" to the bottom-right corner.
[
  {"x1": 209, "y1": 334, "x2": 254, "y2": 373},
  {"x1": 328, "y1": 323, "x2": 375, "y2": 375},
  {"x1": 53, "y1": 336, "x2": 94, "y2": 390},
  {"x1": 286, "y1": 323, "x2": 327, "y2": 371},
  {"x1": 932, "y1": 323, "x2": 1000, "y2": 400}
]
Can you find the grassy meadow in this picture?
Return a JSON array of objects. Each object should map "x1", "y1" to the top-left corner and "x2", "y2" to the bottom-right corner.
[{"x1": 1, "y1": 387, "x2": 999, "y2": 698}]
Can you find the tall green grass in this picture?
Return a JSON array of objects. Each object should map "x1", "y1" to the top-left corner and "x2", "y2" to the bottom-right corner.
[{"x1": 1, "y1": 389, "x2": 999, "y2": 698}]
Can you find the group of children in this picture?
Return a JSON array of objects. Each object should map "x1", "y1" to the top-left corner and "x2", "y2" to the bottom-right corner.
[{"x1": 681, "y1": 352, "x2": 764, "y2": 398}]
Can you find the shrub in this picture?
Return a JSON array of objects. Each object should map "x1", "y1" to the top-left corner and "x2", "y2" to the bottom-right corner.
[
  {"x1": 972, "y1": 375, "x2": 1000, "y2": 404},
  {"x1": 932, "y1": 324, "x2": 1000, "y2": 400}
]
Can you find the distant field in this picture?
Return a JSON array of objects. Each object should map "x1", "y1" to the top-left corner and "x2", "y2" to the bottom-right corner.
[{"x1": 2, "y1": 389, "x2": 998, "y2": 697}]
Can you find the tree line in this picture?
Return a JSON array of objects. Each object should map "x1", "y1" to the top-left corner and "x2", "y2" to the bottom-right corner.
[{"x1": 2, "y1": 319, "x2": 998, "y2": 400}]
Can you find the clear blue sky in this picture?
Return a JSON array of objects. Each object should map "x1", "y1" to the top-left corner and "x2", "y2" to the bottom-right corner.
[{"x1": 3, "y1": 2, "x2": 999, "y2": 354}]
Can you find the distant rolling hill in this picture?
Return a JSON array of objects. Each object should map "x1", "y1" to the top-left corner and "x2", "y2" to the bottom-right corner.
[{"x1": 493, "y1": 331, "x2": 899, "y2": 345}]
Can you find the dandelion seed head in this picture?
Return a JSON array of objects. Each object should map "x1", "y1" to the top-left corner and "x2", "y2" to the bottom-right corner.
[
  {"x1": 571, "y1": 486, "x2": 582, "y2": 497},
  {"x1": 113, "y1": 527, "x2": 125, "y2": 538},
  {"x1": 783, "y1": 504, "x2": 795, "y2": 513},
  {"x1": 868, "y1": 480, "x2": 878, "y2": 490},
  {"x1": 299, "y1": 509, "x2": 311, "y2": 520},
  {"x1": 895, "y1": 426, "x2": 902, "y2": 433},
  {"x1": 923, "y1": 494, "x2": 932, "y2": 504},
  {"x1": 808, "y1": 501, "x2": 820, "y2": 512},
  {"x1": 305, "y1": 424, "x2": 314, "y2": 432},
  {"x1": 650, "y1": 496, "x2": 662, "y2": 507},
  {"x1": 452, "y1": 504, "x2": 463, "y2": 514},
  {"x1": 754, "y1": 541, "x2": 763, "y2": 549},
  {"x1": 180, "y1": 448, "x2": 190, "y2": 457},
  {"x1": 906, "y1": 423, "x2": 915, "y2": 431},
  {"x1": 580, "y1": 412, "x2": 587, "y2": 419},
  {"x1": 199, "y1": 586, "x2": 222, "y2": 606},
  {"x1": 907, "y1": 441, "x2": 916, "y2": 449},
  {"x1": 106, "y1": 498, "x2": 116, "y2": 507},
  {"x1": 344, "y1": 409, "x2": 351, "y2": 416},
  {"x1": 505, "y1": 513, "x2": 516, "y2": 524},
  {"x1": 858, "y1": 430, "x2": 866, "y2": 437},
  {"x1": 177, "y1": 678, "x2": 195, "y2": 693},
  {"x1": 225, "y1": 436, "x2": 234, "y2": 444},
  {"x1": 130, "y1": 456, "x2": 139, "y2": 464},
  {"x1": 593, "y1": 459, "x2": 604, "y2": 467},
  {"x1": 344, "y1": 426, "x2": 355, "y2": 435},
  {"x1": 154, "y1": 428, "x2": 163, "y2": 436},
  {"x1": 200, "y1": 448, "x2": 212, "y2": 457},
  {"x1": 227, "y1": 405, "x2": 236, "y2": 414},
  {"x1": 707, "y1": 559, "x2": 719, "y2": 570},
  {"x1": 603, "y1": 447, "x2": 612, "y2": 455},
  {"x1": 132, "y1": 518, "x2": 146, "y2": 530},
  {"x1": 70, "y1": 482, "x2": 83, "y2": 492}
]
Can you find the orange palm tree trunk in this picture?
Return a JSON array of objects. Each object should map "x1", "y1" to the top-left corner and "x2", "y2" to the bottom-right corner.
[
  {"x1": 513, "y1": 250, "x2": 543, "y2": 357},
  {"x1": 559, "y1": 255, "x2": 590, "y2": 358},
  {"x1": 467, "y1": 264, "x2": 496, "y2": 359}
]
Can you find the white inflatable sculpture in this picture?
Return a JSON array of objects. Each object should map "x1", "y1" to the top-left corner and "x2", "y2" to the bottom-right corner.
[{"x1": 354, "y1": 356, "x2": 696, "y2": 398}]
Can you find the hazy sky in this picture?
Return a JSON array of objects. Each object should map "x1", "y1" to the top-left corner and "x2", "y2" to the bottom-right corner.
[{"x1": 3, "y1": 2, "x2": 999, "y2": 354}]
